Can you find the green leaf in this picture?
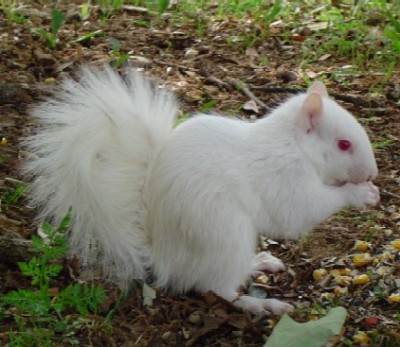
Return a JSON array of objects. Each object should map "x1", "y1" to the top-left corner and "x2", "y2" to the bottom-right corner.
[
  {"x1": 17, "y1": 260, "x2": 33, "y2": 275},
  {"x1": 75, "y1": 29, "x2": 104, "y2": 43},
  {"x1": 31, "y1": 235, "x2": 46, "y2": 253},
  {"x1": 56, "y1": 208, "x2": 72, "y2": 233},
  {"x1": 1, "y1": 289, "x2": 51, "y2": 316},
  {"x1": 41, "y1": 221, "x2": 53, "y2": 237},
  {"x1": 142, "y1": 283, "x2": 156, "y2": 306},
  {"x1": 80, "y1": 3, "x2": 90, "y2": 19},
  {"x1": 2, "y1": 183, "x2": 25, "y2": 205},
  {"x1": 387, "y1": 11, "x2": 400, "y2": 34},
  {"x1": 264, "y1": 307, "x2": 347, "y2": 347},
  {"x1": 200, "y1": 99, "x2": 217, "y2": 113},
  {"x1": 132, "y1": 20, "x2": 150, "y2": 28},
  {"x1": 158, "y1": 0, "x2": 169, "y2": 14},
  {"x1": 31, "y1": 27, "x2": 48, "y2": 38},
  {"x1": 106, "y1": 36, "x2": 121, "y2": 52},
  {"x1": 174, "y1": 114, "x2": 189, "y2": 127},
  {"x1": 51, "y1": 9, "x2": 65, "y2": 36},
  {"x1": 264, "y1": 0, "x2": 282, "y2": 23},
  {"x1": 44, "y1": 263, "x2": 63, "y2": 278},
  {"x1": 55, "y1": 284, "x2": 105, "y2": 315},
  {"x1": 114, "y1": 53, "x2": 129, "y2": 68}
]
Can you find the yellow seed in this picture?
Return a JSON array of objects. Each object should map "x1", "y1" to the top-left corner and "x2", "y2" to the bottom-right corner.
[
  {"x1": 330, "y1": 268, "x2": 351, "y2": 277},
  {"x1": 321, "y1": 292, "x2": 334, "y2": 300},
  {"x1": 333, "y1": 286, "x2": 348, "y2": 296},
  {"x1": 330, "y1": 269, "x2": 342, "y2": 278},
  {"x1": 391, "y1": 239, "x2": 400, "y2": 250},
  {"x1": 376, "y1": 266, "x2": 390, "y2": 276},
  {"x1": 354, "y1": 240, "x2": 369, "y2": 252},
  {"x1": 341, "y1": 268, "x2": 352, "y2": 276},
  {"x1": 335, "y1": 275, "x2": 352, "y2": 286},
  {"x1": 381, "y1": 251, "x2": 394, "y2": 261},
  {"x1": 352, "y1": 253, "x2": 372, "y2": 267},
  {"x1": 44, "y1": 77, "x2": 56, "y2": 84},
  {"x1": 0, "y1": 137, "x2": 7, "y2": 145},
  {"x1": 353, "y1": 274, "x2": 369, "y2": 285},
  {"x1": 352, "y1": 331, "x2": 370, "y2": 344},
  {"x1": 384, "y1": 229, "x2": 393, "y2": 237},
  {"x1": 313, "y1": 268, "x2": 328, "y2": 281},
  {"x1": 255, "y1": 275, "x2": 269, "y2": 284},
  {"x1": 388, "y1": 293, "x2": 400, "y2": 303}
]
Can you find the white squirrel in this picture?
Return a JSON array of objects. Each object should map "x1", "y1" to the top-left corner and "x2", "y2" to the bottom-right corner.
[{"x1": 23, "y1": 66, "x2": 379, "y2": 314}]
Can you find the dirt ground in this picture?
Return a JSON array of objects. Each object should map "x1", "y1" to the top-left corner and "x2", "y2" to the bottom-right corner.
[{"x1": 0, "y1": 1, "x2": 400, "y2": 346}]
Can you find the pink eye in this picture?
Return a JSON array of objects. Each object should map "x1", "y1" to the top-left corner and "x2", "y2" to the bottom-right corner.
[{"x1": 338, "y1": 139, "x2": 352, "y2": 151}]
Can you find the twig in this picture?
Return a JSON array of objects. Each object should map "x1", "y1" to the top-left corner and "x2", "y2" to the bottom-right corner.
[
  {"x1": 252, "y1": 86, "x2": 380, "y2": 107},
  {"x1": 205, "y1": 75, "x2": 231, "y2": 90},
  {"x1": 381, "y1": 189, "x2": 400, "y2": 201},
  {"x1": 228, "y1": 78, "x2": 270, "y2": 112},
  {"x1": 153, "y1": 59, "x2": 200, "y2": 73},
  {"x1": 121, "y1": 5, "x2": 157, "y2": 15}
]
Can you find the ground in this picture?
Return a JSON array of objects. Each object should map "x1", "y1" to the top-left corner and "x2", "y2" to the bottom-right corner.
[{"x1": 0, "y1": 1, "x2": 400, "y2": 346}]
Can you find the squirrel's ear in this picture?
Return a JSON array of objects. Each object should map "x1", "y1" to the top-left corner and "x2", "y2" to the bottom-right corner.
[
  {"x1": 299, "y1": 92, "x2": 323, "y2": 133},
  {"x1": 307, "y1": 81, "x2": 328, "y2": 97}
]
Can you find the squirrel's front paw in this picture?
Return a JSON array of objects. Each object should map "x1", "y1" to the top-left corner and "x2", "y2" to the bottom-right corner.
[
  {"x1": 347, "y1": 182, "x2": 380, "y2": 208},
  {"x1": 234, "y1": 295, "x2": 293, "y2": 315},
  {"x1": 252, "y1": 252, "x2": 285, "y2": 274}
]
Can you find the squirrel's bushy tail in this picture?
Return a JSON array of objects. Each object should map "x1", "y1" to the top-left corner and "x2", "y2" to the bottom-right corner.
[{"x1": 23, "y1": 66, "x2": 178, "y2": 288}]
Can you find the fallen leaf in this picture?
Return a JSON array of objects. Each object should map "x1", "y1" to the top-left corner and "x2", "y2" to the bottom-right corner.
[
  {"x1": 264, "y1": 307, "x2": 347, "y2": 347},
  {"x1": 142, "y1": 283, "x2": 156, "y2": 306},
  {"x1": 243, "y1": 99, "x2": 259, "y2": 113},
  {"x1": 318, "y1": 53, "x2": 331, "y2": 61}
]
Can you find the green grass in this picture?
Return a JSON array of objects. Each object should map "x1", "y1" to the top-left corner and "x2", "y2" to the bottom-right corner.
[
  {"x1": 31, "y1": 9, "x2": 65, "y2": 49},
  {"x1": 0, "y1": 0, "x2": 26, "y2": 24},
  {"x1": 4, "y1": 0, "x2": 397, "y2": 81},
  {"x1": 106, "y1": 36, "x2": 130, "y2": 68},
  {"x1": 163, "y1": 0, "x2": 398, "y2": 79},
  {"x1": 1, "y1": 184, "x2": 25, "y2": 207},
  {"x1": 0, "y1": 212, "x2": 106, "y2": 346},
  {"x1": 373, "y1": 138, "x2": 397, "y2": 150},
  {"x1": 299, "y1": 1, "x2": 399, "y2": 76}
]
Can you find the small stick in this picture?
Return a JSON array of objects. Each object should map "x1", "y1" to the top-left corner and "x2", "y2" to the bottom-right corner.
[
  {"x1": 252, "y1": 86, "x2": 379, "y2": 107},
  {"x1": 205, "y1": 75, "x2": 230, "y2": 90},
  {"x1": 153, "y1": 59, "x2": 200, "y2": 73},
  {"x1": 229, "y1": 78, "x2": 270, "y2": 112},
  {"x1": 381, "y1": 189, "x2": 400, "y2": 201}
]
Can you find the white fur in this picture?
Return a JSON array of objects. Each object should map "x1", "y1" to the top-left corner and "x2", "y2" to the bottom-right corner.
[
  {"x1": 24, "y1": 67, "x2": 379, "y2": 313},
  {"x1": 23, "y1": 66, "x2": 177, "y2": 288}
]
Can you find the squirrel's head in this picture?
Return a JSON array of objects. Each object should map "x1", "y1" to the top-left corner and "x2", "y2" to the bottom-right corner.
[{"x1": 295, "y1": 81, "x2": 378, "y2": 187}]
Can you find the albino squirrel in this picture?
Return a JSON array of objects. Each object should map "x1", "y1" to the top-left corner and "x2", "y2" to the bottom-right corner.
[{"x1": 24, "y1": 66, "x2": 379, "y2": 315}]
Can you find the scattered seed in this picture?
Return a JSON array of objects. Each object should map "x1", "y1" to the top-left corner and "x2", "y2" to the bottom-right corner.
[
  {"x1": 354, "y1": 240, "x2": 369, "y2": 252},
  {"x1": 255, "y1": 275, "x2": 269, "y2": 284},
  {"x1": 353, "y1": 274, "x2": 369, "y2": 285},
  {"x1": 384, "y1": 228, "x2": 393, "y2": 237},
  {"x1": 376, "y1": 266, "x2": 390, "y2": 276},
  {"x1": 313, "y1": 268, "x2": 327, "y2": 281},
  {"x1": 353, "y1": 253, "x2": 372, "y2": 267},
  {"x1": 321, "y1": 292, "x2": 334, "y2": 300},
  {"x1": 44, "y1": 77, "x2": 56, "y2": 84},
  {"x1": 335, "y1": 275, "x2": 352, "y2": 286},
  {"x1": 333, "y1": 286, "x2": 348, "y2": 296},
  {"x1": 363, "y1": 316, "x2": 379, "y2": 327},
  {"x1": 352, "y1": 331, "x2": 370, "y2": 344},
  {"x1": 388, "y1": 292, "x2": 400, "y2": 303},
  {"x1": 391, "y1": 239, "x2": 400, "y2": 250}
]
